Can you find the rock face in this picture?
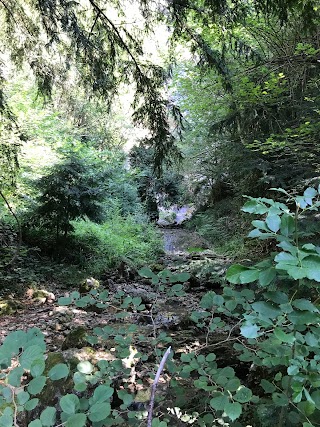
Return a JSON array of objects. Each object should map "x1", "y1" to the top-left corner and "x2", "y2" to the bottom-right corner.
[{"x1": 158, "y1": 205, "x2": 195, "y2": 227}]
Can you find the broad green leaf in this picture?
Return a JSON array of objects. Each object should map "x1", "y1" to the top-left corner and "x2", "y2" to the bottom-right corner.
[
  {"x1": 251, "y1": 220, "x2": 268, "y2": 230},
  {"x1": 272, "y1": 392, "x2": 289, "y2": 407},
  {"x1": 242, "y1": 200, "x2": 268, "y2": 214},
  {"x1": 59, "y1": 394, "x2": 80, "y2": 414},
  {"x1": 70, "y1": 291, "x2": 80, "y2": 300},
  {"x1": 174, "y1": 272, "x2": 190, "y2": 282},
  {"x1": 288, "y1": 366, "x2": 299, "y2": 376},
  {"x1": 8, "y1": 366, "x2": 24, "y2": 387},
  {"x1": 226, "y1": 264, "x2": 249, "y2": 284},
  {"x1": 48, "y1": 363, "x2": 69, "y2": 380},
  {"x1": 274, "y1": 328, "x2": 295, "y2": 343},
  {"x1": 20, "y1": 346, "x2": 44, "y2": 370},
  {"x1": 118, "y1": 390, "x2": 134, "y2": 406},
  {"x1": 311, "y1": 390, "x2": 320, "y2": 410},
  {"x1": 25, "y1": 398, "x2": 39, "y2": 411},
  {"x1": 77, "y1": 361, "x2": 94, "y2": 374},
  {"x1": 209, "y1": 394, "x2": 228, "y2": 411},
  {"x1": 88, "y1": 402, "x2": 111, "y2": 422},
  {"x1": 280, "y1": 214, "x2": 295, "y2": 237},
  {"x1": 58, "y1": 297, "x2": 72, "y2": 306},
  {"x1": 260, "y1": 379, "x2": 276, "y2": 393},
  {"x1": 266, "y1": 214, "x2": 281, "y2": 232},
  {"x1": 138, "y1": 267, "x2": 155, "y2": 278},
  {"x1": 234, "y1": 386, "x2": 252, "y2": 403},
  {"x1": 40, "y1": 407, "x2": 56, "y2": 426},
  {"x1": 293, "y1": 299, "x2": 318, "y2": 312},
  {"x1": 28, "y1": 421, "x2": 42, "y2": 427},
  {"x1": 288, "y1": 310, "x2": 318, "y2": 325},
  {"x1": 92, "y1": 385, "x2": 114, "y2": 403},
  {"x1": 248, "y1": 229, "x2": 263, "y2": 238},
  {"x1": 304, "y1": 187, "x2": 317, "y2": 199},
  {"x1": 66, "y1": 414, "x2": 87, "y2": 427},
  {"x1": 17, "y1": 391, "x2": 30, "y2": 405},
  {"x1": 274, "y1": 252, "x2": 297, "y2": 265},
  {"x1": 259, "y1": 268, "x2": 276, "y2": 287},
  {"x1": 28, "y1": 376, "x2": 46, "y2": 395},
  {"x1": 200, "y1": 292, "x2": 223, "y2": 309},
  {"x1": 226, "y1": 378, "x2": 241, "y2": 392},
  {"x1": 240, "y1": 323, "x2": 260, "y2": 338},
  {"x1": 252, "y1": 301, "x2": 281, "y2": 318},
  {"x1": 30, "y1": 359, "x2": 45, "y2": 377},
  {"x1": 223, "y1": 402, "x2": 242, "y2": 421},
  {"x1": 239, "y1": 268, "x2": 260, "y2": 284}
]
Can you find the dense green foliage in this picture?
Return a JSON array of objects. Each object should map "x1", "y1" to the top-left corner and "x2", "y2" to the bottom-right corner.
[
  {"x1": 2, "y1": 188, "x2": 320, "y2": 426},
  {"x1": 1, "y1": 2, "x2": 320, "y2": 426}
]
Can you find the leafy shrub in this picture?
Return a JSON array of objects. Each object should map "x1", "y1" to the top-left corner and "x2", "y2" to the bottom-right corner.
[
  {"x1": 3, "y1": 187, "x2": 320, "y2": 426},
  {"x1": 71, "y1": 212, "x2": 162, "y2": 272}
]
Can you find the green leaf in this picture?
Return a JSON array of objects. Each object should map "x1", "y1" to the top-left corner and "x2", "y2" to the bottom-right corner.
[
  {"x1": 17, "y1": 391, "x2": 30, "y2": 405},
  {"x1": 92, "y1": 385, "x2": 114, "y2": 402},
  {"x1": 224, "y1": 402, "x2": 242, "y2": 421},
  {"x1": 88, "y1": 402, "x2": 111, "y2": 422},
  {"x1": 240, "y1": 323, "x2": 260, "y2": 338},
  {"x1": 59, "y1": 394, "x2": 80, "y2": 414},
  {"x1": 248, "y1": 229, "x2": 263, "y2": 238},
  {"x1": 311, "y1": 390, "x2": 320, "y2": 410},
  {"x1": 280, "y1": 214, "x2": 295, "y2": 237},
  {"x1": 234, "y1": 386, "x2": 252, "y2": 403},
  {"x1": 48, "y1": 363, "x2": 69, "y2": 380},
  {"x1": 20, "y1": 346, "x2": 44, "y2": 370},
  {"x1": 266, "y1": 214, "x2": 281, "y2": 232},
  {"x1": 272, "y1": 392, "x2": 289, "y2": 406},
  {"x1": 292, "y1": 299, "x2": 319, "y2": 312},
  {"x1": 304, "y1": 187, "x2": 317, "y2": 199},
  {"x1": 65, "y1": 414, "x2": 87, "y2": 427},
  {"x1": 40, "y1": 407, "x2": 56, "y2": 426},
  {"x1": 28, "y1": 376, "x2": 47, "y2": 394},
  {"x1": 252, "y1": 301, "x2": 281, "y2": 318},
  {"x1": 239, "y1": 268, "x2": 260, "y2": 284},
  {"x1": 252, "y1": 220, "x2": 268, "y2": 230},
  {"x1": 25, "y1": 398, "x2": 39, "y2": 411},
  {"x1": 174, "y1": 272, "x2": 190, "y2": 282},
  {"x1": 70, "y1": 291, "x2": 80, "y2": 300},
  {"x1": 8, "y1": 366, "x2": 24, "y2": 387},
  {"x1": 260, "y1": 379, "x2": 276, "y2": 393},
  {"x1": 77, "y1": 361, "x2": 94, "y2": 374},
  {"x1": 274, "y1": 328, "x2": 295, "y2": 343},
  {"x1": 209, "y1": 394, "x2": 228, "y2": 411},
  {"x1": 28, "y1": 421, "x2": 42, "y2": 427},
  {"x1": 242, "y1": 200, "x2": 268, "y2": 214},
  {"x1": 58, "y1": 297, "x2": 72, "y2": 306},
  {"x1": 226, "y1": 265, "x2": 259, "y2": 284},
  {"x1": 30, "y1": 359, "x2": 45, "y2": 378},
  {"x1": 274, "y1": 252, "x2": 298, "y2": 265},
  {"x1": 258, "y1": 268, "x2": 276, "y2": 287},
  {"x1": 118, "y1": 390, "x2": 134, "y2": 406},
  {"x1": 138, "y1": 267, "x2": 155, "y2": 278}
]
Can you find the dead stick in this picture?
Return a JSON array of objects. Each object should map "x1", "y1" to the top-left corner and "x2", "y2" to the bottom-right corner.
[{"x1": 147, "y1": 346, "x2": 172, "y2": 427}]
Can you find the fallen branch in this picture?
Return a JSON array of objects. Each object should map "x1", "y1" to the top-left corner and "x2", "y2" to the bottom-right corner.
[{"x1": 147, "y1": 346, "x2": 172, "y2": 427}]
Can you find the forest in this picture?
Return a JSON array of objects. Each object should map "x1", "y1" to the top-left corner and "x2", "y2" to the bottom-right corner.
[{"x1": 0, "y1": 0, "x2": 320, "y2": 426}]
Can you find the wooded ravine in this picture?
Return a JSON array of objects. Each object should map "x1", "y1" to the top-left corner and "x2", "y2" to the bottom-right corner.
[{"x1": 1, "y1": 1, "x2": 320, "y2": 426}]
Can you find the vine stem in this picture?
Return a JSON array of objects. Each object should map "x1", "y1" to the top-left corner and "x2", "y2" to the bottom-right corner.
[{"x1": 147, "y1": 346, "x2": 172, "y2": 427}]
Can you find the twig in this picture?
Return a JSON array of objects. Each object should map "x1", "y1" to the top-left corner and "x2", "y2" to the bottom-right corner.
[{"x1": 147, "y1": 346, "x2": 172, "y2": 427}]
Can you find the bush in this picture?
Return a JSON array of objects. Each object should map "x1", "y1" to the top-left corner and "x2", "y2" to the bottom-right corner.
[{"x1": 71, "y1": 212, "x2": 163, "y2": 273}]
